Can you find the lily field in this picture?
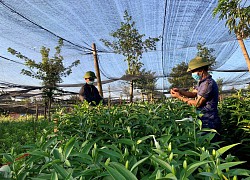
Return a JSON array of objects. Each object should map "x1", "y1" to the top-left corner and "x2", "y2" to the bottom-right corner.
[{"x1": 0, "y1": 91, "x2": 250, "y2": 179}]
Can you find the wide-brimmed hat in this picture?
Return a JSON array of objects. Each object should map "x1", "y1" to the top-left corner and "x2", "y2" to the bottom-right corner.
[
  {"x1": 83, "y1": 71, "x2": 97, "y2": 79},
  {"x1": 187, "y1": 56, "x2": 212, "y2": 72}
]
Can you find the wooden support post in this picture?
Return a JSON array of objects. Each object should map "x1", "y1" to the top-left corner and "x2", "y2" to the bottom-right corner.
[{"x1": 92, "y1": 43, "x2": 103, "y2": 97}]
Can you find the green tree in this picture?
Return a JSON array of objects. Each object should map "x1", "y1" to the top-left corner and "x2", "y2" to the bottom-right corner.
[
  {"x1": 168, "y1": 43, "x2": 216, "y2": 89},
  {"x1": 100, "y1": 10, "x2": 160, "y2": 102},
  {"x1": 122, "y1": 85, "x2": 130, "y2": 102},
  {"x1": 216, "y1": 77, "x2": 224, "y2": 93},
  {"x1": 168, "y1": 62, "x2": 195, "y2": 89},
  {"x1": 213, "y1": 0, "x2": 250, "y2": 71},
  {"x1": 8, "y1": 39, "x2": 80, "y2": 120},
  {"x1": 134, "y1": 69, "x2": 157, "y2": 102},
  {"x1": 197, "y1": 42, "x2": 216, "y2": 69},
  {"x1": 216, "y1": 77, "x2": 224, "y2": 101}
]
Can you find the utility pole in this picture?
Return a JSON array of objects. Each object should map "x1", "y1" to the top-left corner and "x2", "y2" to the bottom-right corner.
[{"x1": 92, "y1": 43, "x2": 103, "y2": 97}]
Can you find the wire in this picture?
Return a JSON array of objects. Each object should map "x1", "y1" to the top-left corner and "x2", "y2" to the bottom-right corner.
[
  {"x1": 97, "y1": 38, "x2": 239, "y2": 55},
  {"x1": 98, "y1": 55, "x2": 115, "y2": 80},
  {"x1": 0, "y1": 55, "x2": 25, "y2": 65}
]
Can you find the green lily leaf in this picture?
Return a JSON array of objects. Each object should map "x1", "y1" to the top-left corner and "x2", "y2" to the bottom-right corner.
[
  {"x1": 74, "y1": 167, "x2": 101, "y2": 177},
  {"x1": 39, "y1": 159, "x2": 61, "y2": 173},
  {"x1": 29, "y1": 150, "x2": 48, "y2": 157},
  {"x1": 130, "y1": 156, "x2": 150, "y2": 172},
  {"x1": 53, "y1": 148, "x2": 64, "y2": 161},
  {"x1": 51, "y1": 172, "x2": 58, "y2": 180},
  {"x1": 150, "y1": 156, "x2": 172, "y2": 173},
  {"x1": 216, "y1": 143, "x2": 240, "y2": 158},
  {"x1": 136, "y1": 135, "x2": 154, "y2": 144},
  {"x1": 81, "y1": 137, "x2": 102, "y2": 154},
  {"x1": 41, "y1": 136, "x2": 57, "y2": 150},
  {"x1": 53, "y1": 164, "x2": 73, "y2": 180},
  {"x1": 117, "y1": 139, "x2": 135, "y2": 146},
  {"x1": 186, "y1": 161, "x2": 211, "y2": 177},
  {"x1": 164, "y1": 173, "x2": 178, "y2": 180},
  {"x1": 103, "y1": 164, "x2": 126, "y2": 180},
  {"x1": 98, "y1": 148, "x2": 122, "y2": 159},
  {"x1": 3, "y1": 154, "x2": 13, "y2": 164},
  {"x1": 70, "y1": 152, "x2": 93, "y2": 164},
  {"x1": 199, "y1": 172, "x2": 219, "y2": 179},
  {"x1": 63, "y1": 137, "x2": 76, "y2": 159},
  {"x1": 218, "y1": 161, "x2": 246, "y2": 171},
  {"x1": 110, "y1": 162, "x2": 138, "y2": 180},
  {"x1": 229, "y1": 168, "x2": 250, "y2": 176},
  {"x1": 200, "y1": 151, "x2": 210, "y2": 161}
]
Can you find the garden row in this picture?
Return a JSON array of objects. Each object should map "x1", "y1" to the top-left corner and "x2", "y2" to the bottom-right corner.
[{"x1": 0, "y1": 91, "x2": 249, "y2": 179}]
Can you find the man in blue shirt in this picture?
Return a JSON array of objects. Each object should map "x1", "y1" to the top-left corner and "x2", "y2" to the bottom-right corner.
[{"x1": 170, "y1": 57, "x2": 221, "y2": 140}]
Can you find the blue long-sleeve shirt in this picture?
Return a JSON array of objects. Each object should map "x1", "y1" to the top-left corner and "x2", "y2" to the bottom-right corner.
[{"x1": 195, "y1": 75, "x2": 221, "y2": 130}]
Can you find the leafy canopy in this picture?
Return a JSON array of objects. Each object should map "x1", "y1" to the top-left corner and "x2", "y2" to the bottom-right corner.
[
  {"x1": 197, "y1": 42, "x2": 216, "y2": 69},
  {"x1": 168, "y1": 62, "x2": 194, "y2": 89},
  {"x1": 100, "y1": 10, "x2": 160, "y2": 102},
  {"x1": 134, "y1": 69, "x2": 157, "y2": 94},
  {"x1": 8, "y1": 38, "x2": 80, "y2": 98},
  {"x1": 8, "y1": 39, "x2": 80, "y2": 88},
  {"x1": 100, "y1": 10, "x2": 160, "y2": 75},
  {"x1": 168, "y1": 43, "x2": 216, "y2": 89},
  {"x1": 213, "y1": 0, "x2": 250, "y2": 39}
]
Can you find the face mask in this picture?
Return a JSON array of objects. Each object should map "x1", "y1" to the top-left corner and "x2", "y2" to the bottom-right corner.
[
  {"x1": 87, "y1": 81, "x2": 94, "y2": 85},
  {"x1": 192, "y1": 72, "x2": 201, "y2": 82}
]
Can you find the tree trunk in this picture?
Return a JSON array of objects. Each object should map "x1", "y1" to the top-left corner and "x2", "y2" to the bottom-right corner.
[
  {"x1": 237, "y1": 36, "x2": 250, "y2": 72},
  {"x1": 44, "y1": 101, "x2": 47, "y2": 120},
  {"x1": 147, "y1": 93, "x2": 150, "y2": 102},
  {"x1": 35, "y1": 100, "x2": 38, "y2": 122},
  {"x1": 141, "y1": 93, "x2": 144, "y2": 102},
  {"x1": 48, "y1": 97, "x2": 52, "y2": 121},
  {"x1": 150, "y1": 92, "x2": 153, "y2": 102},
  {"x1": 34, "y1": 99, "x2": 38, "y2": 141},
  {"x1": 129, "y1": 80, "x2": 133, "y2": 103}
]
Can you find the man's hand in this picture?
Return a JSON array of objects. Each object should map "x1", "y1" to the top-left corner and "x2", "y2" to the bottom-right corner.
[
  {"x1": 170, "y1": 88, "x2": 181, "y2": 98},
  {"x1": 79, "y1": 95, "x2": 84, "y2": 101},
  {"x1": 171, "y1": 88, "x2": 179, "y2": 92}
]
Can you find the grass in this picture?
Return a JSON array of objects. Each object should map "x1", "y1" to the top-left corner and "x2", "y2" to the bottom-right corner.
[{"x1": 0, "y1": 115, "x2": 53, "y2": 159}]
